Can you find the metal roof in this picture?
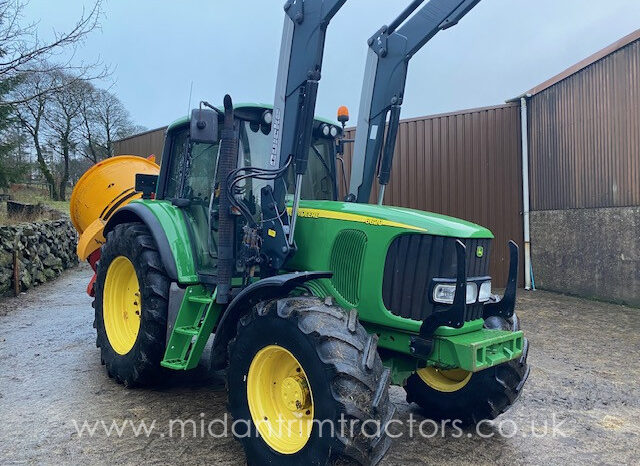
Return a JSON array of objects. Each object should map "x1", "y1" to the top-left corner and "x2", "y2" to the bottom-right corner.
[{"x1": 510, "y1": 27, "x2": 640, "y2": 100}]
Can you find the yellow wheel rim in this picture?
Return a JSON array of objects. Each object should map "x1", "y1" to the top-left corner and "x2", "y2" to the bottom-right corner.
[
  {"x1": 247, "y1": 345, "x2": 314, "y2": 454},
  {"x1": 417, "y1": 367, "x2": 472, "y2": 393},
  {"x1": 103, "y1": 256, "x2": 142, "y2": 355}
]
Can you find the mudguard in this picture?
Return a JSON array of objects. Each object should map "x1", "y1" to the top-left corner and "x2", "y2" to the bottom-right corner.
[
  {"x1": 104, "y1": 202, "x2": 187, "y2": 282},
  {"x1": 210, "y1": 271, "x2": 333, "y2": 370}
]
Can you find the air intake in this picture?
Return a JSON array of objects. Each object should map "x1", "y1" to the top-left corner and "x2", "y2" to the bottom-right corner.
[{"x1": 329, "y1": 230, "x2": 367, "y2": 306}]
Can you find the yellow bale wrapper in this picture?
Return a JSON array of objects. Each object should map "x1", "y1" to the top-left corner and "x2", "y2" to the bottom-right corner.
[{"x1": 70, "y1": 156, "x2": 159, "y2": 261}]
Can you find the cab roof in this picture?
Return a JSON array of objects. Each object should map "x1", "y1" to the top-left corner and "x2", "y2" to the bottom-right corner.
[{"x1": 167, "y1": 102, "x2": 341, "y2": 132}]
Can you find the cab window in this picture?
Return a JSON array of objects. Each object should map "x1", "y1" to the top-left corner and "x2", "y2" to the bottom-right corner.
[
  {"x1": 163, "y1": 127, "x2": 219, "y2": 201},
  {"x1": 184, "y1": 140, "x2": 220, "y2": 202},
  {"x1": 285, "y1": 139, "x2": 336, "y2": 201},
  {"x1": 164, "y1": 128, "x2": 189, "y2": 199}
]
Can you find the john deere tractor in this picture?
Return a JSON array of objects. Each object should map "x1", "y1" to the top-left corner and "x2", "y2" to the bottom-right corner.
[{"x1": 70, "y1": 1, "x2": 529, "y2": 464}]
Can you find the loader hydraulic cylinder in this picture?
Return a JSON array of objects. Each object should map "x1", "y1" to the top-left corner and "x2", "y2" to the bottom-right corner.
[
  {"x1": 269, "y1": 0, "x2": 347, "y2": 246},
  {"x1": 348, "y1": 0, "x2": 481, "y2": 204}
]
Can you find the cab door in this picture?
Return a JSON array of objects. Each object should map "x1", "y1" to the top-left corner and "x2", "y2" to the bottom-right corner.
[{"x1": 157, "y1": 124, "x2": 221, "y2": 280}]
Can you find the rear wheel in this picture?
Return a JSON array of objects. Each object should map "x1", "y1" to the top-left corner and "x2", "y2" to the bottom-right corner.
[
  {"x1": 94, "y1": 222, "x2": 170, "y2": 387},
  {"x1": 404, "y1": 313, "x2": 530, "y2": 424},
  {"x1": 227, "y1": 297, "x2": 395, "y2": 465}
]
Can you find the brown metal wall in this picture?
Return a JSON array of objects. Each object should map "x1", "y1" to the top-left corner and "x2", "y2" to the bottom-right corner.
[
  {"x1": 340, "y1": 103, "x2": 524, "y2": 285},
  {"x1": 113, "y1": 127, "x2": 167, "y2": 162},
  {"x1": 529, "y1": 38, "x2": 640, "y2": 210}
]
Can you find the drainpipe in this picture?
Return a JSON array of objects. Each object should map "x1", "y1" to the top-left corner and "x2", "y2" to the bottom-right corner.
[{"x1": 520, "y1": 95, "x2": 532, "y2": 290}]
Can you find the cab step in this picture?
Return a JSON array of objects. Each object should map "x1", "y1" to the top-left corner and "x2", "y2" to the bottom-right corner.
[
  {"x1": 161, "y1": 359, "x2": 189, "y2": 370},
  {"x1": 187, "y1": 296, "x2": 212, "y2": 305},
  {"x1": 174, "y1": 326, "x2": 200, "y2": 336},
  {"x1": 161, "y1": 285, "x2": 222, "y2": 370}
]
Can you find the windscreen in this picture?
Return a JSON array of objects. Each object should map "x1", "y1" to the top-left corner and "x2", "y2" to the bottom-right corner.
[{"x1": 236, "y1": 121, "x2": 336, "y2": 218}]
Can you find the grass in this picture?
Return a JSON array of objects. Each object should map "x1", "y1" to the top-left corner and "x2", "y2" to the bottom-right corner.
[
  {"x1": 10, "y1": 185, "x2": 70, "y2": 213},
  {"x1": 0, "y1": 184, "x2": 71, "y2": 226}
]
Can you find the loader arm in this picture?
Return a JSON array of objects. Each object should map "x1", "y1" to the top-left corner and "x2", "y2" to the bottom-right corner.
[
  {"x1": 347, "y1": 0, "x2": 480, "y2": 204},
  {"x1": 269, "y1": 0, "x2": 347, "y2": 245}
]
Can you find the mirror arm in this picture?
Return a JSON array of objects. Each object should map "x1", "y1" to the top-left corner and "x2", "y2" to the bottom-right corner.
[{"x1": 200, "y1": 100, "x2": 224, "y2": 117}]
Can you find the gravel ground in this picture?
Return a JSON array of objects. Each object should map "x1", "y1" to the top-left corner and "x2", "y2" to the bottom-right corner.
[{"x1": 0, "y1": 263, "x2": 638, "y2": 465}]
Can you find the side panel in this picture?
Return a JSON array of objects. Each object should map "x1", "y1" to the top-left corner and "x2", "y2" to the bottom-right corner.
[{"x1": 286, "y1": 208, "x2": 420, "y2": 332}]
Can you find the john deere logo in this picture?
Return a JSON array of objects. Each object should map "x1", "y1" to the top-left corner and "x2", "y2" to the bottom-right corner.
[{"x1": 476, "y1": 246, "x2": 484, "y2": 258}]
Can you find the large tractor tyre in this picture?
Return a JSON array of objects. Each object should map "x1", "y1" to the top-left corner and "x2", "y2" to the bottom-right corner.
[
  {"x1": 404, "y1": 313, "x2": 530, "y2": 424},
  {"x1": 227, "y1": 297, "x2": 395, "y2": 466},
  {"x1": 94, "y1": 222, "x2": 170, "y2": 387}
]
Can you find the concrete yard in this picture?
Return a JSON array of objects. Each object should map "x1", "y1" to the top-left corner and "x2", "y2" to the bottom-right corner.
[{"x1": 0, "y1": 263, "x2": 638, "y2": 465}]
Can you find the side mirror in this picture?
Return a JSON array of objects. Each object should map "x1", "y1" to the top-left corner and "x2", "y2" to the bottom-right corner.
[{"x1": 190, "y1": 108, "x2": 219, "y2": 144}]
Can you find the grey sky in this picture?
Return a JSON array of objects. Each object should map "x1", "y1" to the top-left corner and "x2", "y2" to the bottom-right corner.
[{"x1": 25, "y1": 0, "x2": 640, "y2": 130}]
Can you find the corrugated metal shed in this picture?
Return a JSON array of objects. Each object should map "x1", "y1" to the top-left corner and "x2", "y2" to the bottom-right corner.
[
  {"x1": 114, "y1": 126, "x2": 166, "y2": 161},
  {"x1": 342, "y1": 103, "x2": 524, "y2": 285},
  {"x1": 526, "y1": 29, "x2": 640, "y2": 210}
]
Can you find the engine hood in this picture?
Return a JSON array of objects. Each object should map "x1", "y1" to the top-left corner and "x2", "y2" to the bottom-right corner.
[{"x1": 295, "y1": 200, "x2": 493, "y2": 239}]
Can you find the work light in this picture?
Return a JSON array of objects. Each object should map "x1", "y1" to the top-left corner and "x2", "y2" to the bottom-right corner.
[
  {"x1": 478, "y1": 280, "x2": 492, "y2": 302},
  {"x1": 262, "y1": 111, "x2": 273, "y2": 125}
]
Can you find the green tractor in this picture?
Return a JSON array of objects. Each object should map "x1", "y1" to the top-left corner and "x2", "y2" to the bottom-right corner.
[{"x1": 74, "y1": 0, "x2": 529, "y2": 464}]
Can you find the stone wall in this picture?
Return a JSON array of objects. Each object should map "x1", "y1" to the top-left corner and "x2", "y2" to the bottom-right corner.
[
  {"x1": 530, "y1": 207, "x2": 640, "y2": 307},
  {"x1": 0, "y1": 218, "x2": 78, "y2": 296}
]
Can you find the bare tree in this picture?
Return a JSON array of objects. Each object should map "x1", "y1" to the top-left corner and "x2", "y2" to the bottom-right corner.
[
  {"x1": 1, "y1": 0, "x2": 108, "y2": 199},
  {"x1": 0, "y1": 0, "x2": 107, "y2": 105},
  {"x1": 46, "y1": 72, "x2": 84, "y2": 200},
  {"x1": 94, "y1": 88, "x2": 140, "y2": 157},
  {"x1": 79, "y1": 86, "x2": 142, "y2": 161},
  {"x1": 10, "y1": 70, "x2": 58, "y2": 199},
  {"x1": 78, "y1": 81, "x2": 102, "y2": 163}
]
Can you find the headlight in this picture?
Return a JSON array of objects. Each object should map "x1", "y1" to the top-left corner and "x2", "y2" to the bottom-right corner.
[
  {"x1": 478, "y1": 280, "x2": 492, "y2": 302},
  {"x1": 321, "y1": 124, "x2": 331, "y2": 137},
  {"x1": 433, "y1": 283, "x2": 478, "y2": 305},
  {"x1": 433, "y1": 284, "x2": 456, "y2": 304},
  {"x1": 330, "y1": 126, "x2": 339, "y2": 138}
]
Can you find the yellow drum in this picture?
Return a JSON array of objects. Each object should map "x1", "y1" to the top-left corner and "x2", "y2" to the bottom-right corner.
[{"x1": 70, "y1": 156, "x2": 159, "y2": 260}]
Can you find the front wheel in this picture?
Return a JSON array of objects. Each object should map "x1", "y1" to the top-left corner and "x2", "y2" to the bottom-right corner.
[
  {"x1": 227, "y1": 297, "x2": 395, "y2": 465},
  {"x1": 404, "y1": 313, "x2": 530, "y2": 424}
]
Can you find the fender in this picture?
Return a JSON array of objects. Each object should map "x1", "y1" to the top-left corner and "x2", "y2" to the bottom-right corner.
[
  {"x1": 210, "y1": 271, "x2": 333, "y2": 370},
  {"x1": 104, "y1": 203, "x2": 181, "y2": 281}
]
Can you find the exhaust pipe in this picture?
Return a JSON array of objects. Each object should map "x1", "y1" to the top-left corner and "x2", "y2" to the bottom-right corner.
[{"x1": 216, "y1": 95, "x2": 237, "y2": 304}]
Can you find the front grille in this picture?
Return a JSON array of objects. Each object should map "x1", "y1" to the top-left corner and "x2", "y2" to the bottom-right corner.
[
  {"x1": 382, "y1": 234, "x2": 491, "y2": 322},
  {"x1": 465, "y1": 238, "x2": 491, "y2": 278}
]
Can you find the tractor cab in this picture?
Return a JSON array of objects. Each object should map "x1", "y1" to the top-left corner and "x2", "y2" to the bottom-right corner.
[{"x1": 153, "y1": 104, "x2": 343, "y2": 279}]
